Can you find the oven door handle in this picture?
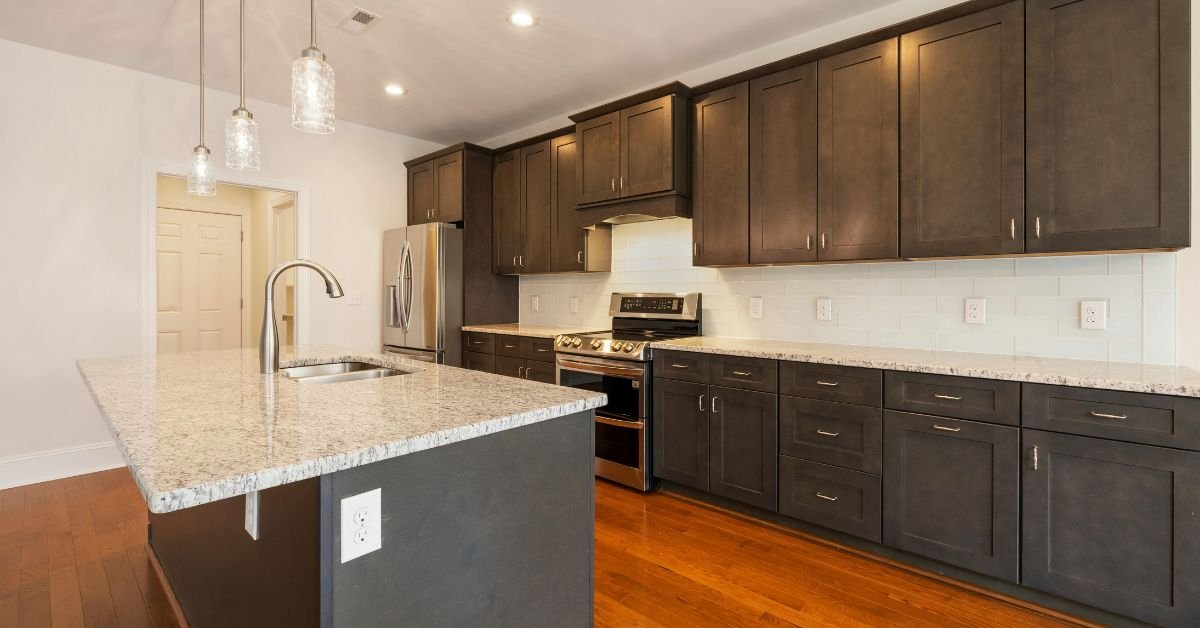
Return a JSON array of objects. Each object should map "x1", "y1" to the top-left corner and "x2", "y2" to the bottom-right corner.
[
  {"x1": 557, "y1": 358, "x2": 646, "y2": 378},
  {"x1": 596, "y1": 415, "x2": 645, "y2": 430}
]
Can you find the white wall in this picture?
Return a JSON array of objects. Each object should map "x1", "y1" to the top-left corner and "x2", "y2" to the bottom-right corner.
[{"x1": 0, "y1": 38, "x2": 440, "y2": 488}]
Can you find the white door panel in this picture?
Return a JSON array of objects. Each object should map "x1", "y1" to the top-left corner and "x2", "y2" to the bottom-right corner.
[{"x1": 157, "y1": 208, "x2": 242, "y2": 354}]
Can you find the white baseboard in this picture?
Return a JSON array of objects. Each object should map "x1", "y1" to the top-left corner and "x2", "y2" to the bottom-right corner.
[{"x1": 0, "y1": 440, "x2": 126, "y2": 490}]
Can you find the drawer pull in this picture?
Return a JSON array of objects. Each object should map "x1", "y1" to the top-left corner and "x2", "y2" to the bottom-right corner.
[
  {"x1": 503, "y1": 344, "x2": 517, "y2": 349},
  {"x1": 1089, "y1": 411, "x2": 1128, "y2": 420},
  {"x1": 536, "y1": 348, "x2": 549, "y2": 352},
  {"x1": 815, "y1": 430, "x2": 840, "y2": 438},
  {"x1": 471, "y1": 340, "x2": 484, "y2": 345},
  {"x1": 933, "y1": 393, "x2": 962, "y2": 401},
  {"x1": 670, "y1": 363, "x2": 689, "y2": 369},
  {"x1": 732, "y1": 370, "x2": 752, "y2": 376},
  {"x1": 932, "y1": 424, "x2": 961, "y2": 432},
  {"x1": 816, "y1": 380, "x2": 839, "y2": 387},
  {"x1": 815, "y1": 492, "x2": 838, "y2": 502}
]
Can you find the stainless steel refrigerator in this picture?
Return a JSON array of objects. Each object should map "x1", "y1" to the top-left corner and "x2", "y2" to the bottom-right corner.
[{"x1": 382, "y1": 224, "x2": 463, "y2": 365}]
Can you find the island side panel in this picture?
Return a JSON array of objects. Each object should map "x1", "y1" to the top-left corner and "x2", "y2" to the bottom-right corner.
[
  {"x1": 148, "y1": 478, "x2": 321, "y2": 627},
  {"x1": 321, "y1": 410, "x2": 595, "y2": 628}
]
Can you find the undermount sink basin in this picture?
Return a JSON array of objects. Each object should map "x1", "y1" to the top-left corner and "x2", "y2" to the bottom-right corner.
[{"x1": 282, "y1": 361, "x2": 406, "y2": 385}]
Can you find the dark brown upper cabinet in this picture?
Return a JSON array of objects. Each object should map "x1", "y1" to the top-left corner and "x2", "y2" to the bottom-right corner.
[
  {"x1": 693, "y1": 83, "x2": 750, "y2": 266},
  {"x1": 1025, "y1": 0, "x2": 1190, "y2": 253},
  {"x1": 492, "y1": 149, "x2": 522, "y2": 275},
  {"x1": 818, "y1": 38, "x2": 899, "y2": 262},
  {"x1": 407, "y1": 152, "x2": 465, "y2": 225},
  {"x1": 749, "y1": 64, "x2": 818, "y2": 264},
  {"x1": 407, "y1": 159, "x2": 436, "y2": 227},
  {"x1": 575, "y1": 112, "x2": 621, "y2": 205},
  {"x1": 899, "y1": 2, "x2": 1024, "y2": 259},
  {"x1": 621, "y1": 96, "x2": 679, "y2": 197},
  {"x1": 550, "y1": 134, "x2": 612, "y2": 273},
  {"x1": 493, "y1": 142, "x2": 552, "y2": 274}
]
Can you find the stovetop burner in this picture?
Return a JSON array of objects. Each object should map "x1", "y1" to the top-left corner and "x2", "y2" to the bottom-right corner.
[{"x1": 555, "y1": 293, "x2": 702, "y2": 362}]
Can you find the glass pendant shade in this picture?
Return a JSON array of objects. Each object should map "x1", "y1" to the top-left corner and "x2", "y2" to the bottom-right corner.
[
  {"x1": 187, "y1": 146, "x2": 216, "y2": 196},
  {"x1": 225, "y1": 109, "x2": 260, "y2": 170},
  {"x1": 291, "y1": 48, "x2": 335, "y2": 134}
]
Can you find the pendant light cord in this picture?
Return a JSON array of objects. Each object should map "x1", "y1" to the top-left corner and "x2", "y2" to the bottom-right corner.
[
  {"x1": 239, "y1": 0, "x2": 245, "y2": 108},
  {"x1": 199, "y1": 0, "x2": 206, "y2": 144},
  {"x1": 310, "y1": 0, "x2": 317, "y2": 48}
]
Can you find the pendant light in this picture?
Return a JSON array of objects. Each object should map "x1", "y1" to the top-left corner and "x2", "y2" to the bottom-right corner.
[
  {"x1": 187, "y1": 0, "x2": 215, "y2": 196},
  {"x1": 291, "y1": 0, "x2": 335, "y2": 134},
  {"x1": 225, "y1": 0, "x2": 260, "y2": 170}
]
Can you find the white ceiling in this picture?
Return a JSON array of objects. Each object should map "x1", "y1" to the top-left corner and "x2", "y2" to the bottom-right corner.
[{"x1": 0, "y1": 0, "x2": 896, "y2": 144}]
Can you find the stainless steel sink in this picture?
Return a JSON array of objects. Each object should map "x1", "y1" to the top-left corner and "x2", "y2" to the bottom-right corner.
[{"x1": 282, "y1": 361, "x2": 406, "y2": 385}]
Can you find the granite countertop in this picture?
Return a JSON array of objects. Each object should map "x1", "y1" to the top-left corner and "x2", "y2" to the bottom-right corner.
[
  {"x1": 651, "y1": 336, "x2": 1200, "y2": 398},
  {"x1": 461, "y1": 323, "x2": 606, "y2": 338},
  {"x1": 77, "y1": 345, "x2": 607, "y2": 514}
]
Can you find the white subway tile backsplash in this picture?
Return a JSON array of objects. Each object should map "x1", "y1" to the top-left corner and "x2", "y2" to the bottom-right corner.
[{"x1": 518, "y1": 220, "x2": 1176, "y2": 363}]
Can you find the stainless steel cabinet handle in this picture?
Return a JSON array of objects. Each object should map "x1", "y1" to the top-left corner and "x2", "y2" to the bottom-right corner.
[
  {"x1": 806, "y1": 234, "x2": 812, "y2": 250},
  {"x1": 471, "y1": 340, "x2": 484, "y2": 345},
  {"x1": 711, "y1": 397, "x2": 720, "y2": 414},
  {"x1": 503, "y1": 343, "x2": 517, "y2": 349},
  {"x1": 517, "y1": 366, "x2": 525, "y2": 378},
  {"x1": 512, "y1": 256, "x2": 517, "y2": 267},
  {"x1": 816, "y1": 381, "x2": 839, "y2": 387},
  {"x1": 577, "y1": 251, "x2": 584, "y2": 264},
  {"x1": 1089, "y1": 411, "x2": 1128, "y2": 420},
  {"x1": 933, "y1": 393, "x2": 962, "y2": 401},
  {"x1": 431, "y1": 208, "x2": 437, "y2": 218},
  {"x1": 698, "y1": 394, "x2": 706, "y2": 412},
  {"x1": 1009, "y1": 218, "x2": 1015, "y2": 239},
  {"x1": 932, "y1": 424, "x2": 961, "y2": 432},
  {"x1": 816, "y1": 430, "x2": 840, "y2": 437},
  {"x1": 610, "y1": 178, "x2": 616, "y2": 191},
  {"x1": 619, "y1": 176, "x2": 624, "y2": 189},
  {"x1": 693, "y1": 242, "x2": 698, "y2": 256},
  {"x1": 1031, "y1": 446, "x2": 1039, "y2": 471},
  {"x1": 1035, "y1": 216, "x2": 1041, "y2": 238},
  {"x1": 815, "y1": 492, "x2": 838, "y2": 502},
  {"x1": 536, "y1": 348, "x2": 549, "y2": 353},
  {"x1": 671, "y1": 364, "x2": 689, "y2": 369},
  {"x1": 732, "y1": 370, "x2": 752, "y2": 376},
  {"x1": 821, "y1": 233, "x2": 827, "y2": 249}
]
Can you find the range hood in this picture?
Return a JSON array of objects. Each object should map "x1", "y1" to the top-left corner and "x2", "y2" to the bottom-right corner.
[{"x1": 575, "y1": 193, "x2": 691, "y2": 227}]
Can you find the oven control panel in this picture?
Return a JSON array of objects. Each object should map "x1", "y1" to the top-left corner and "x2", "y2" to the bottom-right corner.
[
  {"x1": 607, "y1": 292, "x2": 700, "y2": 321},
  {"x1": 554, "y1": 335, "x2": 648, "y2": 361}
]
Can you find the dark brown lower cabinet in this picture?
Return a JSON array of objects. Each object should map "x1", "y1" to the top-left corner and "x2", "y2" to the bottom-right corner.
[
  {"x1": 883, "y1": 411, "x2": 1020, "y2": 582},
  {"x1": 653, "y1": 378, "x2": 710, "y2": 491},
  {"x1": 462, "y1": 351, "x2": 495, "y2": 373},
  {"x1": 525, "y1": 359, "x2": 556, "y2": 384},
  {"x1": 779, "y1": 456, "x2": 881, "y2": 542},
  {"x1": 495, "y1": 355, "x2": 524, "y2": 379},
  {"x1": 780, "y1": 396, "x2": 882, "y2": 475},
  {"x1": 708, "y1": 386, "x2": 777, "y2": 511},
  {"x1": 1022, "y1": 429, "x2": 1200, "y2": 626}
]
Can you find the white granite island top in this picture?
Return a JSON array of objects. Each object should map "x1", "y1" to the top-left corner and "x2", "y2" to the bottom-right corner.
[
  {"x1": 77, "y1": 345, "x2": 607, "y2": 514},
  {"x1": 461, "y1": 323, "x2": 605, "y2": 338},
  {"x1": 651, "y1": 336, "x2": 1200, "y2": 398}
]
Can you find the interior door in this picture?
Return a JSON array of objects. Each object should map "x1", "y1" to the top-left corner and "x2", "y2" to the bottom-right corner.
[
  {"x1": 575, "y1": 112, "x2": 621, "y2": 205},
  {"x1": 620, "y1": 95, "x2": 675, "y2": 197},
  {"x1": 156, "y1": 208, "x2": 242, "y2": 353},
  {"x1": 521, "y1": 142, "x2": 552, "y2": 273}
]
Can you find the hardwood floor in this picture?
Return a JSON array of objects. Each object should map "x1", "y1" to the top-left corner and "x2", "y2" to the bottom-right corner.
[{"x1": 1, "y1": 469, "x2": 1088, "y2": 627}]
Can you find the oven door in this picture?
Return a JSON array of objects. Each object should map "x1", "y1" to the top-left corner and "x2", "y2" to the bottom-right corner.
[{"x1": 556, "y1": 355, "x2": 651, "y2": 491}]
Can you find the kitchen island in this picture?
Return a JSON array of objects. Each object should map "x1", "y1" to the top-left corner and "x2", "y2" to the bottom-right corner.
[{"x1": 77, "y1": 345, "x2": 606, "y2": 627}]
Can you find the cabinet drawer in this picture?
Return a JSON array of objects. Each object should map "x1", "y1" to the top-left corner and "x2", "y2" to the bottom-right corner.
[
  {"x1": 885, "y1": 371, "x2": 1019, "y2": 426},
  {"x1": 525, "y1": 359, "x2": 556, "y2": 384},
  {"x1": 779, "y1": 362, "x2": 882, "y2": 407},
  {"x1": 709, "y1": 355, "x2": 777, "y2": 393},
  {"x1": 779, "y1": 456, "x2": 881, "y2": 542},
  {"x1": 780, "y1": 397, "x2": 882, "y2": 475},
  {"x1": 654, "y1": 350, "x2": 710, "y2": 384},
  {"x1": 495, "y1": 336, "x2": 525, "y2": 358},
  {"x1": 462, "y1": 331, "x2": 495, "y2": 354},
  {"x1": 462, "y1": 351, "x2": 495, "y2": 373},
  {"x1": 525, "y1": 337, "x2": 556, "y2": 360},
  {"x1": 1024, "y1": 384, "x2": 1200, "y2": 451}
]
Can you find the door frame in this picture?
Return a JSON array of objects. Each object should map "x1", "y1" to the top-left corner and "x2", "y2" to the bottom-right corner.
[{"x1": 141, "y1": 161, "x2": 312, "y2": 355}]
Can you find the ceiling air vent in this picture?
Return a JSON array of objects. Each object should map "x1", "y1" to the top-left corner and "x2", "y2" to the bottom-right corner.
[{"x1": 337, "y1": 8, "x2": 382, "y2": 35}]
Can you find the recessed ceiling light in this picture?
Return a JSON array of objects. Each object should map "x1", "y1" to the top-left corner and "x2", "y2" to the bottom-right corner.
[
  {"x1": 507, "y1": 11, "x2": 537, "y2": 28},
  {"x1": 385, "y1": 84, "x2": 406, "y2": 96}
]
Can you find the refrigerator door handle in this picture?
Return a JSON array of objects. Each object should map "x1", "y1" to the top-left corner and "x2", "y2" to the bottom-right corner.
[{"x1": 399, "y1": 242, "x2": 414, "y2": 331}]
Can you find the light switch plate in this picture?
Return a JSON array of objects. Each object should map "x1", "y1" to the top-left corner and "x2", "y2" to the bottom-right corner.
[
  {"x1": 340, "y1": 488, "x2": 381, "y2": 563},
  {"x1": 965, "y1": 298, "x2": 986, "y2": 325},
  {"x1": 531, "y1": 295, "x2": 540, "y2": 312},
  {"x1": 346, "y1": 290, "x2": 363, "y2": 306},
  {"x1": 749, "y1": 296, "x2": 763, "y2": 319},
  {"x1": 816, "y1": 298, "x2": 833, "y2": 321},
  {"x1": 1080, "y1": 300, "x2": 1107, "y2": 329},
  {"x1": 569, "y1": 296, "x2": 579, "y2": 313}
]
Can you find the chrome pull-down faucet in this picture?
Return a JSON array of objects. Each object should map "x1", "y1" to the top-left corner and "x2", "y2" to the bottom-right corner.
[{"x1": 260, "y1": 259, "x2": 344, "y2": 374}]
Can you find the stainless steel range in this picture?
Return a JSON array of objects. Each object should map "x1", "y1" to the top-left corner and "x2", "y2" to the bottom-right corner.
[{"x1": 555, "y1": 293, "x2": 701, "y2": 491}]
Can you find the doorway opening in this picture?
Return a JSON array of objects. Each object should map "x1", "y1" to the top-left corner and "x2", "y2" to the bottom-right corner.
[{"x1": 154, "y1": 175, "x2": 298, "y2": 354}]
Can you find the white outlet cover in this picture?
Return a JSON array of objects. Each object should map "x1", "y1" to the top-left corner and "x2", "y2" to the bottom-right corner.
[
  {"x1": 1081, "y1": 300, "x2": 1107, "y2": 330},
  {"x1": 749, "y1": 296, "x2": 764, "y2": 319},
  {"x1": 816, "y1": 298, "x2": 833, "y2": 321},
  {"x1": 346, "y1": 290, "x2": 363, "y2": 306},
  {"x1": 340, "y1": 488, "x2": 381, "y2": 563},
  {"x1": 965, "y1": 298, "x2": 986, "y2": 325},
  {"x1": 569, "y1": 296, "x2": 579, "y2": 313},
  {"x1": 531, "y1": 295, "x2": 540, "y2": 312}
]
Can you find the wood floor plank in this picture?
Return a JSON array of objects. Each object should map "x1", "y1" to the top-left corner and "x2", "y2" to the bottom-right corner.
[
  {"x1": 0, "y1": 485, "x2": 27, "y2": 627},
  {"x1": 63, "y1": 475, "x2": 120, "y2": 628},
  {"x1": 17, "y1": 482, "x2": 51, "y2": 628},
  {"x1": 125, "y1": 545, "x2": 180, "y2": 628},
  {"x1": 46, "y1": 480, "x2": 85, "y2": 628}
]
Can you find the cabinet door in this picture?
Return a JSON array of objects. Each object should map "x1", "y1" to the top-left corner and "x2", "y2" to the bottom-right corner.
[
  {"x1": 576, "y1": 112, "x2": 621, "y2": 205},
  {"x1": 818, "y1": 39, "x2": 899, "y2": 262},
  {"x1": 653, "y1": 379, "x2": 710, "y2": 491},
  {"x1": 693, "y1": 83, "x2": 750, "y2": 266},
  {"x1": 495, "y1": 355, "x2": 525, "y2": 379},
  {"x1": 550, "y1": 134, "x2": 585, "y2": 272},
  {"x1": 1023, "y1": 430, "x2": 1200, "y2": 626},
  {"x1": 525, "y1": 359, "x2": 556, "y2": 384},
  {"x1": 432, "y1": 152, "x2": 463, "y2": 222},
  {"x1": 883, "y1": 411, "x2": 1020, "y2": 582},
  {"x1": 1026, "y1": 0, "x2": 1189, "y2": 252},
  {"x1": 492, "y1": 149, "x2": 522, "y2": 275},
  {"x1": 899, "y1": 2, "x2": 1024, "y2": 258},
  {"x1": 708, "y1": 386, "x2": 778, "y2": 511},
  {"x1": 462, "y1": 351, "x2": 496, "y2": 374},
  {"x1": 520, "y1": 141, "x2": 552, "y2": 273},
  {"x1": 749, "y1": 64, "x2": 818, "y2": 264},
  {"x1": 620, "y1": 95, "x2": 675, "y2": 197},
  {"x1": 407, "y1": 159, "x2": 436, "y2": 226}
]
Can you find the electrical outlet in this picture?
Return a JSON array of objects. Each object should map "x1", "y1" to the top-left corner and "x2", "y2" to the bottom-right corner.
[
  {"x1": 965, "y1": 298, "x2": 986, "y2": 325},
  {"x1": 1080, "y1": 300, "x2": 1107, "y2": 330},
  {"x1": 748, "y1": 296, "x2": 764, "y2": 319},
  {"x1": 340, "y1": 488, "x2": 381, "y2": 563},
  {"x1": 569, "y1": 297, "x2": 579, "y2": 314},
  {"x1": 531, "y1": 295, "x2": 540, "y2": 312},
  {"x1": 816, "y1": 298, "x2": 833, "y2": 321},
  {"x1": 346, "y1": 290, "x2": 362, "y2": 306}
]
